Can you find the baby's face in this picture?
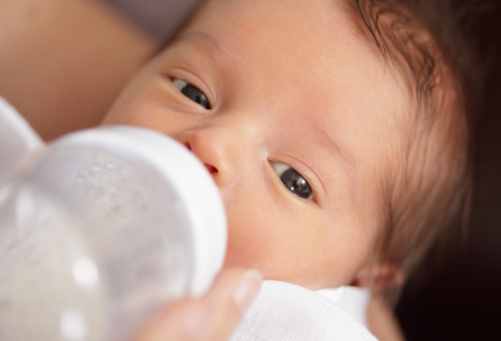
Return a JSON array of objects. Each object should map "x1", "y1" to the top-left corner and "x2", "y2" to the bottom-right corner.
[{"x1": 103, "y1": 0, "x2": 409, "y2": 289}]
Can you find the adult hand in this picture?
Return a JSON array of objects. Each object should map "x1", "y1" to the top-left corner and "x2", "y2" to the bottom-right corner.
[{"x1": 136, "y1": 268, "x2": 263, "y2": 341}]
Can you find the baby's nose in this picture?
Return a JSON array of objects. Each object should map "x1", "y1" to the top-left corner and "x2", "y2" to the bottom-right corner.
[
  {"x1": 203, "y1": 162, "x2": 218, "y2": 175},
  {"x1": 176, "y1": 113, "x2": 264, "y2": 188},
  {"x1": 183, "y1": 140, "x2": 219, "y2": 176},
  {"x1": 179, "y1": 131, "x2": 237, "y2": 187}
]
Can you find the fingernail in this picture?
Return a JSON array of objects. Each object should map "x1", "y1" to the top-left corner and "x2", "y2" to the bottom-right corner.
[
  {"x1": 184, "y1": 304, "x2": 212, "y2": 337},
  {"x1": 233, "y1": 269, "x2": 263, "y2": 313}
]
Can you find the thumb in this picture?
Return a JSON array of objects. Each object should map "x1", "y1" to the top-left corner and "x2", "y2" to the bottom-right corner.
[{"x1": 136, "y1": 268, "x2": 263, "y2": 341}]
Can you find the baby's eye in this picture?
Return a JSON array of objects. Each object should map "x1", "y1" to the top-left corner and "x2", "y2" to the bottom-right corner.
[
  {"x1": 271, "y1": 162, "x2": 313, "y2": 199},
  {"x1": 173, "y1": 78, "x2": 211, "y2": 110}
]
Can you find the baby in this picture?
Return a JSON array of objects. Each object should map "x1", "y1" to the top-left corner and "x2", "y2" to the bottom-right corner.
[{"x1": 102, "y1": 0, "x2": 479, "y2": 338}]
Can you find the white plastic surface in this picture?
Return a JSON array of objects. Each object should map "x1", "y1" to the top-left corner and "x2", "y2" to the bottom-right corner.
[
  {"x1": 52, "y1": 126, "x2": 227, "y2": 296},
  {"x1": 0, "y1": 98, "x2": 43, "y2": 176}
]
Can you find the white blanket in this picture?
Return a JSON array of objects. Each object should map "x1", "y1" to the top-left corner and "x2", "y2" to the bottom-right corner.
[{"x1": 231, "y1": 281, "x2": 377, "y2": 340}]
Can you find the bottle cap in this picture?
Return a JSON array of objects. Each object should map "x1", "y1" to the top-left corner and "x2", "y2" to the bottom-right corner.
[
  {"x1": 0, "y1": 97, "x2": 43, "y2": 179},
  {"x1": 52, "y1": 126, "x2": 227, "y2": 296}
]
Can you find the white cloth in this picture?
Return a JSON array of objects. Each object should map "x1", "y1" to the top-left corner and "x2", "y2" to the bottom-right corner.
[{"x1": 231, "y1": 281, "x2": 377, "y2": 341}]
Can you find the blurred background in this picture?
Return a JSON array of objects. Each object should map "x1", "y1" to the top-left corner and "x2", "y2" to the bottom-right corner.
[
  {"x1": 100, "y1": 0, "x2": 500, "y2": 339},
  {"x1": 100, "y1": 0, "x2": 200, "y2": 41},
  {"x1": 395, "y1": 3, "x2": 501, "y2": 340}
]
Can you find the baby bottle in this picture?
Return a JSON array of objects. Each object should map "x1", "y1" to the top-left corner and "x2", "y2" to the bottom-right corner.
[{"x1": 0, "y1": 98, "x2": 227, "y2": 341}]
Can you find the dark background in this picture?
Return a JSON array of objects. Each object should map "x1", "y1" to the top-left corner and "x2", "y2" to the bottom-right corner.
[
  {"x1": 101, "y1": 1, "x2": 501, "y2": 339},
  {"x1": 396, "y1": 3, "x2": 501, "y2": 340}
]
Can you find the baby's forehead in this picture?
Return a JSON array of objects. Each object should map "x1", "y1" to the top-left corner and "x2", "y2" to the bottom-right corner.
[
  {"x1": 165, "y1": 2, "x2": 412, "y2": 192},
  {"x1": 179, "y1": 0, "x2": 400, "y2": 78},
  {"x1": 184, "y1": 0, "x2": 364, "y2": 44},
  {"x1": 170, "y1": 0, "x2": 413, "y2": 136}
]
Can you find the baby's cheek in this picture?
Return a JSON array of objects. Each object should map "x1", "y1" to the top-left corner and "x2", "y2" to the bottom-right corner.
[
  {"x1": 103, "y1": 103, "x2": 172, "y2": 134},
  {"x1": 103, "y1": 76, "x2": 165, "y2": 124},
  {"x1": 222, "y1": 223, "x2": 272, "y2": 270},
  {"x1": 220, "y1": 203, "x2": 288, "y2": 277}
]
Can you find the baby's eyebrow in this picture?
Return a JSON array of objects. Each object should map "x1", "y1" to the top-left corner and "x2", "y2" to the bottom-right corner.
[
  {"x1": 175, "y1": 31, "x2": 220, "y2": 51},
  {"x1": 315, "y1": 125, "x2": 354, "y2": 169},
  {"x1": 170, "y1": 31, "x2": 235, "y2": 67},
  {"x1": 166, "y1": 31, "x2": 239, "y2": 74},
  {"x1": 313, "y1": 124, "x2": 360, "y2": 200}
]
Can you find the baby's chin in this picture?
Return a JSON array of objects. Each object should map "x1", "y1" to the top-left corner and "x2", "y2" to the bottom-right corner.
[{"x1": 221, "y1": 254, "x2": 347, "y2": 290}]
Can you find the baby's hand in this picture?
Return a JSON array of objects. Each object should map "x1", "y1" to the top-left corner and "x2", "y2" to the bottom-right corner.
[{"x1": 135, "y1": 268, "x2": 262, "y2": 341}]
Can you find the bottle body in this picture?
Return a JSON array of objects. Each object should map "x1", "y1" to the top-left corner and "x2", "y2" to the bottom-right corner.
[
  {"x1": 0, "y1": 127, "x2": 226, "y2": 340},
  {"x1": 0, "y1": 190, "x2": 110, "y2": 341}
]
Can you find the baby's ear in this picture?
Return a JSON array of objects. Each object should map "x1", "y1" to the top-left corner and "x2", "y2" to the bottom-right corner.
[{"x1": 351, "y1": 262, "x2": 404, "y2": 292}]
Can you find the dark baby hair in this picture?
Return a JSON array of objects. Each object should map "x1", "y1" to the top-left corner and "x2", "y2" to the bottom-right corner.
[{"x1": 347, "y1": 0, "x2": 482, "y2": 301}]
